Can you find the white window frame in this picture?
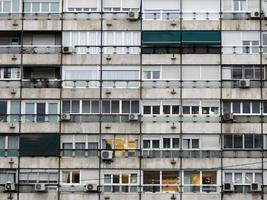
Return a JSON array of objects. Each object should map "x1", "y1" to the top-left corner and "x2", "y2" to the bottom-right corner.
[{"x1": 61, "y1": 170, "x2": 81, "y2": 185}]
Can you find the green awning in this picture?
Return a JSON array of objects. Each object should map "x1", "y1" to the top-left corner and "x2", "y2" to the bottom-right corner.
[
  {"x1": 182, "y1": 31, "x2": 221, "y2": 45},
  {"x1": 142, "y1": 31, "x2": 180, "y2": 46}
]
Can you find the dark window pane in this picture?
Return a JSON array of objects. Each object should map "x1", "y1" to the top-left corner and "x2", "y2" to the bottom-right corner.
[
  {"x1": 224, "y1": 135, "x2": 233, "y2": 148},
  {"x1": 172, "y1": 138, "x2": 179, "y2": 148},
  {"x1": 223, "y1": 102, "x2": 231, "y2": 113},
  {"x1": 152, "y1": 140, "x2": 160, "y2": 148},
  {"x1": 242, "y1": 102, "x2": 250, "y2": 114},
  {"x1": 144, "y1": 106, "x2": 151, "y2": 114},
  {"x1": 183, "y1": 106, "x2": 190, "y2": 114},
  {"x1": 254, "y1": 135, "x2": 262, "y2": 148},
  {"x1": 71, "y1": 101, "x2": 80, "y2": 113},
  {"x1": 163, "y1": 106, "x2": 170, "y2": 114},
  {"x1": 163, "y1": 138, "x2": 170, "y2": 148},
  {"x1": 244, "y1": 135, "x2": 253, "y2": 148},
  {"x1": 37, "y1": 103, "x2": 45, "y2": 122},
  {"x1": 192, "y1": 139, "x2": 199, "y2": 148},
  {"x1": 233, "y1": 102, "x2": 240, "y2": 113},
  {"x1": 144, "y1": 171, "x2": 160, "y2": 184},
  {"x1": 143, "y1": 140, "x2": 150, "y2": 148},
  {"x1": 111, "y1": 101, "x2": 119, "y2": 113},
  {"x1": 62, "y1": 101, "x2": 70, "y2": 113},
  {"x1": 102, "y1": 101, "x2": 110, "y2": 113},
  {"x1": 172, "y1": 106, "x2": 179, "y2": 114},
  {"x1": 232, "y1": 68, "x2": 242, "y2": 79},
  {"x1": 152, "y1": 106, "x2": 160, "y2": 114},
  {"x1": 122, "y1": 101, "x2": 130, "y2": 113},
  {"x1": 192, "y1": 106, "x2": 199, "y2": 114},
  {"x1": 82, "y1": 101, "x2": 90, "y2": 113},
  {"x1": 252, "y1": 102, "x2": 260, "y2": 113},
  {"x1": 234, "y1": 135, "x2": 243, "y2": 148},
  {"x1": 131, "y1": 101, "x2": 139, "y2": 113}
]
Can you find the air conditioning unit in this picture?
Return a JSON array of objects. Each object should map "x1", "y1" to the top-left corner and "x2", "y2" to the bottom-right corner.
[
  {"x1": 250, "y1": 11, "x2": 261, "y2": 19},
  {"x1": 84, "y1": 183, "x2": 98, "y2": 192},
  {"x1": 239, "y1": 79, "x2": 250, "y2": 88},
  {"x1": 127, "y1": 11, "x2": 139, "y2": 20},
  {"x1": 222, "y1": 113, "x2": 234, "y2": 122},
  {"x1": 5, "y1": 181, "x2": 15, "y2": 191},
  {"x1": 34, "y1": 183, "x2": 47, "y2": 192},
  {"x1": 62, "y1": 46, "x2": 75, "y2": 54},
  {"x1": 251, "y1": 183, "x2": 261, "y2": 192},
  {"x1": 101, "y1": 150, "x2": 113, "y2": 161},
  {"x1": 223, "y1": 183, "x2": 234, "y2": 192},
  {"x1": 61, "y1": 113, "x2": 71, "y2": 121},
  {"x1": 128, "y1": 113, "x2": 139, "y2": 121}
]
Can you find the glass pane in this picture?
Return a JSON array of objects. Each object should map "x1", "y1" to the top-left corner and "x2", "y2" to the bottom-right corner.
[
  {"x1": 62, "y1": 101, "x2": 70, "y2": 113},
  {"x1": 111, "y1": 101, "x2": 119, "y2": 113},
  {"x1": 233, "y1": 102, "x2": 240, "y2": 113},
  {"x1": 225, "y1": 173, "x2": 232, "y2": 183},
  {"x1": 48, "y1": 103, "x2": 58, "y2": 122},
  {"x1": 0, "y1": 136, "x2": 5, "y2": 149},
  {"x1": 143, "y1": 140, "x2": 150, "y2": 148},
  {"x1": 163, "y1": 106, "x2": 170, "y2": 114},
  {"x1": 25, "y1": 103, "x2": 34, "y2": 122},
  {"x1": 24, "y1": 3, "x2": 30, "y2": 12},
  {"x1": 224, "y1": 135, "x2": 233, "y2": 148},
  {"x1": 104, "y1": 174, "x2": 111, "y2": 184},
  {"x1": 192, "y1": 139, "x2": 199, "y2": 149},
  {"x1": 72, "y1": 101, "x2": 80, "y2": 113},
  {"x1": 82, "y1": 101, "x2": 90, "y2": 113},
  {"x1": 3, "y1": 1, "x2": 11, "y2": 12},
  {"x1": 163, "y1": 138, "x2": 170, "y2": 148},
  {"x1": 102, "y1": 101, "x2": 110, "y2": 113},
  {"x1": 234, "y1": 173, "x2": 242, "y2": 184},
  {"x1": 122, "y1": 101, "x2": 130, "y2": 113},
  {"x1": 172, "y1": 138, "x2": 179, "y2": 148},
  {"x1": 122, "y1": 173, "x2": 129, "y2": 184},
  {"x1": 41, "y1": 3, "x2": 49, "y2": 12},
  {"x1": 242, "y1": 102, "x2": 250, "y2": 114},
  {"x1": 113, "y1": 174, "x2": 119, "y2": 183},
  {"x1": 91, "y1": 101, "x2": 99, "y2": 113},
  {"x1": 50, "y1": 3, "x2": 59, "y2": 12},
  {"x1": 255, "y1": 173, "x2": 262, "y2": 184},
  {"x1": 12, "y1": 0, "x2": 20, "y2": 12},
  {"x1": 244, "y1": 135, "x2": 253, "y2": 148},
  {"x1": 254, "y1": 135, "x2": 262, "y2": 148},
  {"x1": 131, "y1": 101, "x2": 139, "y2": 113},
  {"x1": 245, "y1": 173, "x2": 253, "y2": 184},
  {"x1": 234, "y1": 135, "x2": 243, "y2": 148},
  {"x1": 143, "y1": 171, "x2": 160, "y2": 184},
  {"x1": 8, "y1": 136, "x2": 18, "y2": 149},
  {"x1": 152, "y1": 140, "x2": 159, "y2": 148},
  {"x1": 32, "y1": 3, "x2": 40, "y2": 12},
  {"x1": 252, "y1": 102, "x2": 260, "y2": 113},
  {"x1": 202, "y1": 171, "x2": 216, "y2": 184}
]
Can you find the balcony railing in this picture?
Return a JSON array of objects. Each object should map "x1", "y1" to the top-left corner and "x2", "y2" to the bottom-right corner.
[
  {"x1": 142, "y1": 150, "x2": 221, "y2": 158},
  {"x1": 22, "y1": 79, "x2": 61, "y2": 88}
]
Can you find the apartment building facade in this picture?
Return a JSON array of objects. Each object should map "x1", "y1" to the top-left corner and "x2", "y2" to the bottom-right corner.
[{"x1": 0, "y1": 0, "x2": 266, "y2": 200}]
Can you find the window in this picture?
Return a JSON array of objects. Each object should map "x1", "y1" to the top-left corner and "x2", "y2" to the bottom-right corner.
[
  {"x1": 0, "y1": 67, "x2": 20, "y2": 79},
  {"x1": 233, "y1": 0, "x2": 247, "y2": 11},
  {"x1": 0, "y1": 170, "x2": 16, "y2": 184},
  {"x1": 0, "y1": 100, "x2": 20, "y2": 122},
  {"x1": 242, "y1": 41, "x2": 259, "y2": 54},
  {"x1": 19, "y1": 170, "x2": 58, "y2": 184},
  {"x1": 223, "y1": 134, "x2": 262, "y2": 149},
  {"x1": 0, "y1": 0, "x2": 20, "y2": 13},
  {"x1": 102, "y1": 137, "x2": 138, "y2": 157},
  {"x1": 24, "y1": 101, "x2": 59, "y2": 123},
  {"x1": 23, "y1": 1, "x2": 60, "y2": 13},
  {"x1": 222, "y1": 65, "x2": 263, "y2": 80},
  {"x1": 67, "y1": 7, "x2": 97, "y2": 12},
  {"x1": 143, "y1": 71, "x2": 160, "y2": 80},
  {"x1": 104, "y1": 172, "x2": 138, "y2": 193},
  {"x1": 224, "y1": 172, "x2": 262, "y2": 193},
  {"x1": 184, "y1": 171, "x2": 217, "y2": 193},
  {"x1": 182, "y1": 138, "x2": 200, "y2": 149},
  {"x1": 62, "y1": 171, "x2": 80, "y2": 184},
  {"x1": 223, "y1": 101, "x2": 261, "y2": 115},
  {"x1": 0, "y1": 136, "x2": 19, "y2": 157}
]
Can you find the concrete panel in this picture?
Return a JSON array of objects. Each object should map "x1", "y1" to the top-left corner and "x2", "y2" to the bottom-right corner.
[
  {"x1": 183, "y1": 194, "x2": 221, "y2": 200},
  {"x1": 182, "y1": 158, "x2": 221, "y2": 169},
  {"x1": 222, "y1": 88, "x2": 261, "y2": 99},
  {"x1": 222, "y1": 20, "x2": 260, "y2": 31},
  {"x1": 142, "y1": 21, "x2": 180, "y2": 30},
  {"x1": 102, "y1": 157, "x2": 139, "y2": 169},
  {"x1": 223, "y1": 194, "x2": 261, "y2": 200},
  {"x1": 62, "y1": 89, "x2": 100, "y2": 98},
  {"x1": 19, "y1": 191, "x2": 58, "y2": 200},
  {"x1": 263, "y1": 124, "x2": 267, "y2": 134},
  {"x1": 61, "y1": 123, "x2": 100, "y2": 133},
  {"x1": 182, "y1": 20, "x2": 220, "y2": 30},
  {"x1": 0, "y1": 88, "x2": 20, "y2": 99},
  {"x1": 23, "y1": 54, "x2": 61, "y2": 65},
  {"x1": 262, "y1": 88, "x2": 267, "y2": 100},
  {"x1": 102, "y1": 89, "x2": 140, "y2": 99},
  {"x1": 222, "y1": 123, "x2": 261, "y2": 134},
  {"x1": 0, "y1": 157, "x2": 18, "y2": 168},
  {"x1": 142, "y1": 88, "x2": 180, "y2": 99},
  {"x1": 143, "y1": 54, "x2": 180, "y2": 65},
  {"x1": 102, "y1": 54, "x2": 140, "y2": 65},
  {"x1": 63, "y1": 20, "x2": 101, "y2": 30},
  {"x1": 21, "y1": 123, "x2": 60, "y2": 133},
  {"x1": 182, "y1": 123, "x2": 220, "y2": 134},
  {"x1": 20, "y1": 157, "x2": 59, "y2": 168},
  {"x1": 261, "y1": 54, "x2": 267, "y2": 64},
  {"x1": 101, "y1": 194, "x2": 140, "y2": 200},
  {"x1": 0, "y1": 123, "x2": 19, "y2": 133},
  {"x1": 0, "y1": 19, "x2": 22, "y2": 30},
  {"x1": 103, "y1": 20, "x2": 140, "y2": 30},
  {"x1": 23, "y1": 20, "x2": 61, "y2": 31},
  {"x1": 222, "y1": 55, "x2": 260, "y2": 65},
  {"x1": 61, "y1": 157, "x2": 99, "y2": 168},
  {"x1": 60, "y1": 193, "x2": 98, "y2": 200},
  {"x1": 22, "y1": 88, "x2": 60, "y2": 99},
  {"x1": 142, "y1": 194, "x2": 180, "y2": 200},
  {"x1": 0, "y1": 54, "x2": 21, "y2": 65},
  {"x1": 142, "y1": 122, "x2": 180, "y2": 134},
  {"x1": 142, "y1": 158, "x2": 180, "y2": 169},
  {"x1": 101, "y1": 123, "x2": 140, "y2": 134},
  {"x1": 62, "y1": 54, "x2": 100, "y2": 65},
  {"x1": 182, "y1": 88, "x2": 220, "y2": 99},
  {"x1": 182, "y1": 54, "x2": 220, "y2": 64},
  {"x1": 222, "y1": 158, "x2": 261, "y2": 169}
]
